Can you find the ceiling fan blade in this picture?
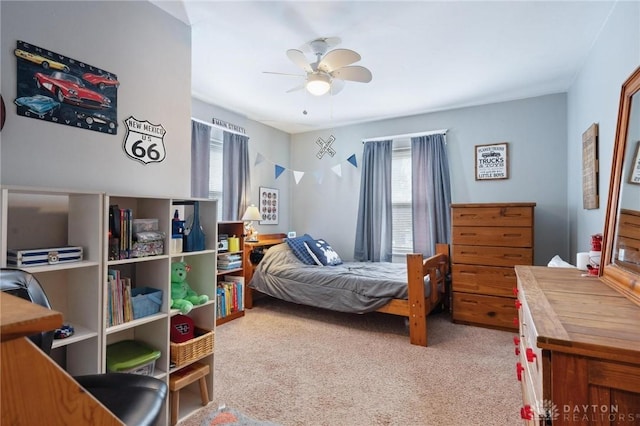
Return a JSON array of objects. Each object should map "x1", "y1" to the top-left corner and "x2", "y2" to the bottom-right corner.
[
  {"x1": 329, "y1": 79, "x2": 345, "y2": 96},
  {"x1": 318, "y1": 49, "x2": 361, "y2": 73},
  {"x1": 286, "y1": 83, "x2": 305, "y2": 93},
  {"x1": 331, "y1": 66, "x2": 372, "y2": 83},
  {"x1": 286, "y1": 49, "x2": 312, "y2": 73},
  {"x1": 263, "y1": 71, "x2": 305, "y2": 77}
]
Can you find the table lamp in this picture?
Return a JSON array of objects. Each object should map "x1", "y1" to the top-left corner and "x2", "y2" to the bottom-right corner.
[{"x1": 242, "y1": 204, "x2": 261, "y2": 242}]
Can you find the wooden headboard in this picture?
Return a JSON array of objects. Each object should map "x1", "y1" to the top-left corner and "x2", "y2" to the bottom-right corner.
[{"x1": 617, "y1": 209, "x2": 640, "y2": 270}]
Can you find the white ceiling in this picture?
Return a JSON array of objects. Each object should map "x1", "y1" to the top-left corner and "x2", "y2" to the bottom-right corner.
[{"x1": 151, "y1": 0, "x2": 617, "y2": 134}]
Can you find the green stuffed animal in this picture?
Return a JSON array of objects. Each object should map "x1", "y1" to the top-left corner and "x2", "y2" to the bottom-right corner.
[{"x1": 170, "y1": 261, "x2": 209, "y2": 314}]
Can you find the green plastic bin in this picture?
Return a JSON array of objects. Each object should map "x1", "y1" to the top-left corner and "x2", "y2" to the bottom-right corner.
[{"x1": 106, "y1": 340, "x2": 161, "y2": 375}]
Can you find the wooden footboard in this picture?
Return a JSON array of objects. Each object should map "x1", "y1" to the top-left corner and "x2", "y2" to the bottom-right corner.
[{"x1": 376, "y1": 244, "x2": 450, "y2": 346}]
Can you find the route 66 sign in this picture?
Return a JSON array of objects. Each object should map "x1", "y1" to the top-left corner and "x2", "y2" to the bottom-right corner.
[{"x1": 123, "y1": 116, "x2": 166, "y2": 164}]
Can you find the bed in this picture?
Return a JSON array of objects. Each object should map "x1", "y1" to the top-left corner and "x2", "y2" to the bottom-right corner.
[{"x1": 247, "y1": 240, "x2": 450, "y2": 346}]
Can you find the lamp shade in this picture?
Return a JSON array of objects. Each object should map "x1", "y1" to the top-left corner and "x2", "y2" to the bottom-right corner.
[
  {"x1": 306, "y1": 73, "x2": 331, "y2": 96},
  {"x1": 241, "y1": 205, "x2": 261, "y2": 221}
]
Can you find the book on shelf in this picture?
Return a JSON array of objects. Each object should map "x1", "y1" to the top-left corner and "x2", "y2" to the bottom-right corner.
[
  {"x1": 216, "y1": 278, "x2": 244, "y2": 319},
  {"x1": 108, "y1": 206, "x2": 135, "y2": 260},
  {"x1": 218, "y1": 261, "x2": 242, "y2": 270},
  {"x1": 219, "y1": 253, "x2": 241, "y2": 261},
  {"x1": 106, "y1": 269, "x2": 134, "y2": 327}
]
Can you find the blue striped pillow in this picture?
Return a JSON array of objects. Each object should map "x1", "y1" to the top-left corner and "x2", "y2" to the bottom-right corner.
[{"x1": 285, "y1": 234, "x2": 317, "y2": 265}]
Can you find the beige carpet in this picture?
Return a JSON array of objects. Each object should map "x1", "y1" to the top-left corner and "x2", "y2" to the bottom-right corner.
[{"x1": 179, "y1": 297, "x2": 522, "y2": 426}]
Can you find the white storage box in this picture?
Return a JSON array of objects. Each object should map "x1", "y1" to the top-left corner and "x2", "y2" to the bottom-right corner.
[{"x1": 7, "y1": 246, "x2": 83, "y2": 267}]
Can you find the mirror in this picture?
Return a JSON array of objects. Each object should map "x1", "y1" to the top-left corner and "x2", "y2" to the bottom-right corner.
[{"x1": 601, "y1": 65, "x2": 640, "y2": 305}]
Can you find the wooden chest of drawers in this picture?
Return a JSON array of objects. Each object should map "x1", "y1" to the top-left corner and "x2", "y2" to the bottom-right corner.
[
  {"x1": 451, "y1": 202, "x2": 535, "y2": 331},
  {"x1": 515, "y1": 266, "x2": 640, "y2": 425}
]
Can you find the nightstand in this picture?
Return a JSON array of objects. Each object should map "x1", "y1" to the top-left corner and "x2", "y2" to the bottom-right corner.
[{"x1": 243, "y1": 233, "x2": 286, "y2": 308}]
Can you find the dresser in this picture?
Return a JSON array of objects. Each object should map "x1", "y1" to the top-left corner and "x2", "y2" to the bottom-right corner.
[
  {"x1": 515, "y1": 266, "x2": 640, "y2": 424},
  {"x1": 451, "y1": 202, "x2": 535, "y2": 331}
]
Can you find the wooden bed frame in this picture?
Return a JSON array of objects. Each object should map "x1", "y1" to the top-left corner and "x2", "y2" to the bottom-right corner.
[
  {"x1": 246, "y1": 241, "x2": 450, "y2": 347},
  {"x1": 375, "y1": 243, "x2": 450, "y2": 347}
]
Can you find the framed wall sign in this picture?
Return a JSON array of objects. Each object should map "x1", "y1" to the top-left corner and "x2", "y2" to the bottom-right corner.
[
  {"x1": 475, "y1": 142, "x2": 508, "y2": 180},
  {"x1": 259, "y1": 187, "x2": 278, "y2": 224},
  {"x1": 582, "y1": 123, "x2": 599, "y2": 209},
  {"x1": 629, "y1": 141, "x2": 640, "y2": 184}
]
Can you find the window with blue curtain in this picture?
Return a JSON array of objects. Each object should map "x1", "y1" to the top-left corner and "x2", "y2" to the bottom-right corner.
[
  {"x1": 391, "y1": 139, "x2": 412, "y2": 256},
  {"x1": 208, "y1": 127, "x2": 224, "y2": 220}
]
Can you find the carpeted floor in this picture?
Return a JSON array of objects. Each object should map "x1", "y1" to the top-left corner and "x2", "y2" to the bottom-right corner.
[{"x1": 178, "y1": 297, "x2": 522, "y2": 426}]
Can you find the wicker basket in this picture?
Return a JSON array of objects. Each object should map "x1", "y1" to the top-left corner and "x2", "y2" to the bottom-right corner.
[{"x1": 170, "y1": 326, "x2": 214, "y2": 367}]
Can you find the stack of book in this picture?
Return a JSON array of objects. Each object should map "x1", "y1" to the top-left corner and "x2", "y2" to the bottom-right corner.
[
  {"x1": 218, "y1": 253, "x2": 242, "y2": 270},
  {"x1": 109, "y1": 205, "x2": 133, "y2": 260},
  {"x1": 106, "y1": 269, "x2": 133, "y2": 326},
  {"x1": 216, "y1": 278, "x2": 244, "y2": 319}
]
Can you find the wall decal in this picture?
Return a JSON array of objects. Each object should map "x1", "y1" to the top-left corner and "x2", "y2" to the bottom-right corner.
[
  {"x1": 14, "y1": 40, "x2": 118, "y2": 135},
  {"x1": 212, "y1": 117, "x2": 246, "y2": 135},
  {"x1": 123, "y1": 116, "x2": 166, "y2": 165},
  {"x1": 316, "y1": 135, "x2": 336, "y2": 159}
]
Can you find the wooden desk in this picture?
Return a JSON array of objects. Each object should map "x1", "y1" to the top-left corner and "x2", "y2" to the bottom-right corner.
[
  {"x1": 0, "y1": 293, "x2": 123, "y2": 425},
  {"x1": 0, "y1": 292, "x2": 62, "y2": 342},
  {"x1": 243, "y1": 233, "x2": 286, "y2": 308}
]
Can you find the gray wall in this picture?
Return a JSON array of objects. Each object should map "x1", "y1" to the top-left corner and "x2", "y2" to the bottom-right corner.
[
  {"x1": 290, "y1": 95, "x2": 567, "y2": 264},
  {"x1": 1, "y1": 1, "x2": 192, "y2": 197},
  {"x1": 566, "y1": 1, "x2": 640, "y2": 258}
]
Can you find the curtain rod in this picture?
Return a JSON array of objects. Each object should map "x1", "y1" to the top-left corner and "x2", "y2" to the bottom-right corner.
[
  {"x1": 362, "y1": 128, "x2": 448, "y2": 143},
  {"x1": 191, "y1": 117, "x2": 248, "y2": 137}
]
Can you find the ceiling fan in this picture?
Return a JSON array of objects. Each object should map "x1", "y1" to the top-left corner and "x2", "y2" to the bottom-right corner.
[{"x1": 265, "y1": 37, "x2": 372, "y2": 96}]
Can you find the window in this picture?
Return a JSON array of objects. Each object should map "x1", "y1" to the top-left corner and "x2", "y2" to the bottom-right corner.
[
  {"x1": 392, "y1": 139, "x2": 412, "y2": 254},
  {"x1": 208, "y1": 127, "x2": 224, "y2": 220}
]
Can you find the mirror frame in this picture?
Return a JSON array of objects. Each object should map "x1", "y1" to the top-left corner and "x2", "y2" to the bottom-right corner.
[{"x1": 601, "y1": 65, "x2": 640, "y2": 305}]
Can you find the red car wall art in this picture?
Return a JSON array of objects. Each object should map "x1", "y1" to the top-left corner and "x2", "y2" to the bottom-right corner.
[{"x1": 14, "y1": 40, "x2": 118, "y2": 135}]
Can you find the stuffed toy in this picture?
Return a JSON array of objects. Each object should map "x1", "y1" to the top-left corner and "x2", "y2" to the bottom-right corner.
[{"x1": 170, "y1": 262, "x2": 209, "y2": 314}]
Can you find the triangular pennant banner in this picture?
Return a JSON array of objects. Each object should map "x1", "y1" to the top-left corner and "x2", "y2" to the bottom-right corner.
[
  {"x1": 313, "y1": 170, "x2": 324, "y2": 184},
  {"x1": 331, "y1": 164, "x2": 342, "y2": 177},
  {"x1": 293, "y1": 170, "x2": 304, "y2": 184},
  {"x1": 255, "y1": 153, "x2": 265, "y2": 166},
  {"x1": 347, "y1": 153, "x2": 357, "y2": 168},
  {"x1": 275, "y1": 164, "x2": 286, "y2": 179}
]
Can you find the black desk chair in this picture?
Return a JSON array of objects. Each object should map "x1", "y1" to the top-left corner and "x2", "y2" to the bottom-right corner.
[{"x1": 0, "y1": 268, "x2": 168, "y2": 426}]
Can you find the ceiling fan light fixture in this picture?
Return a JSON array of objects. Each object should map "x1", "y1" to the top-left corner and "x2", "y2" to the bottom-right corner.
[{"x1": 306, "y1": 73, "x2": 331, "y2": 96}]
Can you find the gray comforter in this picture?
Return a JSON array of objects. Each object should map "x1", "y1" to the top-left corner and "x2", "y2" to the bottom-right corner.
[{"x1": 248, "y1": 243, "x2": 430, "y2": 313}]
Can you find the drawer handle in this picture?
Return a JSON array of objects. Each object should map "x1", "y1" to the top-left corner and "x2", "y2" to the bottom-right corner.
[
  {"x1": 504, "y1": 254, "x2": 524, "y2": 259},
  {"x1": 515, "y1": 300, "x2": 522, "y2": 309},
  {"x1": 526, "y1": 348, "x2": 537, "y2": 363},
  {"x1": 520, "y1": 405, "x2": 534, "y2": 420},
  {"x1": 503, "y1": 233, "x2": 523, "y2": 237},
  {"x1": 460, "y1": 232, "x2": 477, "y2": 236},
  {"x1": 516, "y1": 362, "x2": 524, "y2": 381}
]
